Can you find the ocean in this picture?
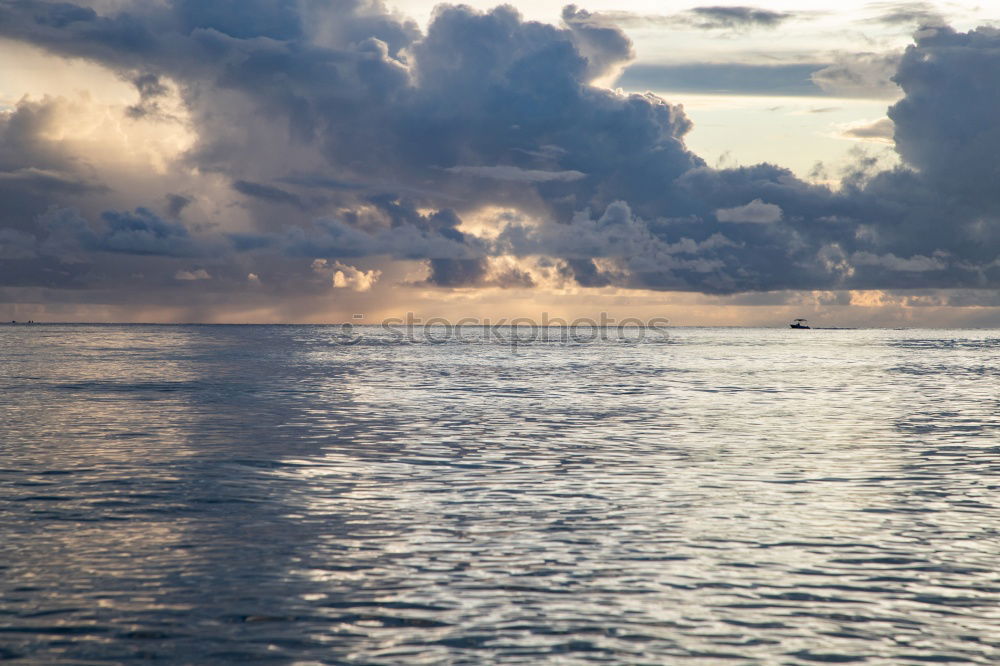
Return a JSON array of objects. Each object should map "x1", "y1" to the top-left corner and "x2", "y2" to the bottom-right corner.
[{"x1": 1, "y1": 325, "x2": 998, "y2": 664}]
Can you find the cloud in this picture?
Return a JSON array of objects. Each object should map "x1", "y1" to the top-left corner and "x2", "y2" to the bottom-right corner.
[
  {"x1": 37, "y1": 207, "x2": 207, "y2": 261},
  {"x1": 445, "y1": 166, "x2": 587, "y2": 183},
  {"x1": 841, "y1": 118, "x2": 895, "y2": 143},
  {"x1": 312, "y1": 258, "x2": 381, "y2": 291},
  {"x1": 166, "y1": 194, "x2": 192, "y2": 217},
  {"x1": 618, "y1": 63, "x2": 826, "y2": 96},
  {"x1": 426, "y1": 258, "x2": 489, "y2": 287},
  {"x1": 98, "y1": 208, "x2": 200, "y2": 256},
  {"x1": 126, "y1": 72, "x2": 171, "y2": 119},
  {"x1": 498, "y1": 200, "x2": 734, "y2": 290},
  {"x1": 715, "y1": 199, "x2": 783, "y2": 224},
  {"x1": 488, "y1": 260, "x2": 535, "y2": 288},
  {"x1": 175, "y1": 268, "x2": 211, "y2": 280},
  {"x1": 421, "y1": 257, "x2": 536, "y2": 289},
  {"x1": 0, "y1": 96, "x2": 108, "y2": 238},
  {"x1": 869, "y1": 2, "x2": 946, "y2": 27},
  {"x1": 0, "y1": 1, "x2": 999, "y2": 308},
  {"x1": 232, "y1": 180, "x2": 306, "y2": 209},
  {"x1": 229, "y1": 199, "x2": 489, "y2": 264},
  {"x1": 561, "y1": 5, "x2": 634, "y2": 82},
  {"x1": 0, "y1": 228, "x2": 37, "y2": 259},
  {"x1": 332, "y1": 264, "x2": 379, "y2": 291},
  {"x1": 811, "y1": 53, "x2": 902, "y2": 99},
  {"x1": 0, "y1": 167, "x2": 98, "y2": 194},
  {"x1": 578, "y1": 6, "x2": 799, "y2": 31},
  {"x1": 852, "y1": 251, "x2": 946, "y2": 272},
  {"x1": 688, "y1": 6, "x2": 794, "y2": 30},
  {"x1": 888, "y1": 25, "x2": 1000, "y2": 201}
]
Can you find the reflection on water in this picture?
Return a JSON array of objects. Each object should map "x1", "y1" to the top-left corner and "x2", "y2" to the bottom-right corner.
[{"x1": 1, "y1": 325, "x2": 998, "y2": 663}]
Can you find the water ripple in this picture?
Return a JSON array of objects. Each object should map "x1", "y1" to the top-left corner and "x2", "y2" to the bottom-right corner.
[{"x1": 1, "y1": 325, "x2": 998, "y2": 663}]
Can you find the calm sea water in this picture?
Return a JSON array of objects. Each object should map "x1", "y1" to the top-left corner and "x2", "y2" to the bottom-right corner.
[{"x1": 1, "y1": 325, "x2": 998, "y2": 664}]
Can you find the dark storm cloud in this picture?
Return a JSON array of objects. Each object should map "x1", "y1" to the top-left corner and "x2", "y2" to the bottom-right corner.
[
  {"x1": 0, "y1": 97, "x2": 96, "y2": 183},
  {"x1": 427, "y1": 258, "x2": 489, "y2": 287},
  {"x1": 397, "y1": 1, "x2": 701, "y2": 214},
  {"x1": 0, "y1": 1, "x2": 999, "y2": 299},
  {"x1": 888, "y1": 25, "x2": 1000, "y2": 203},
  {"x1": 41, "y1": 207, "x2": 205, "y2": 257},
  {"x1": 227, "y1": 198, "x2": 487, "y2": 264},
  {"x1": 0, "y1": 96, "x2": 106, "y2": 246},
  {"x1": 561, "y1": 5, "x2": 634, "y2": 81},
  {"x1": 171, "y1": 0, "x2": 305, "y2": 41},
  {"x1": 0, "y1": 1, "x2": 157, "y2": 61},
  {"x1": 5, "y1": 0, "x2": 695, "y2": 234}
]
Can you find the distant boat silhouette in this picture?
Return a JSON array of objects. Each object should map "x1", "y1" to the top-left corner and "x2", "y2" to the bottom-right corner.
[{"x1": 789, "y1": 318, "x2": 811, "y2": 329}]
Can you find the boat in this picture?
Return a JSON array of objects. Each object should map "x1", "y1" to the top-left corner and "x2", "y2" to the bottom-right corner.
[{"x1": 789, "y1": 318, "x2": 811, "y2": 329}]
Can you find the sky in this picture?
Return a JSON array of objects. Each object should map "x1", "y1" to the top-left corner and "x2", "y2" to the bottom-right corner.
[{"x1": 1, "y1": 0, "x2": 999, "y2": 325}]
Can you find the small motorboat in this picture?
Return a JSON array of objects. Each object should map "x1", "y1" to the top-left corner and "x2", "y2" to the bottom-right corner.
[{"x1": 789, "y1": 318, "x2": 811, "y2": 329}]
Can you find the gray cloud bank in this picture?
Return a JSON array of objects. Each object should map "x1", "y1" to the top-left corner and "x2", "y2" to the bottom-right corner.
[
  {"x1": 617, "y1": 53, "x2": 903, "y2": 99},
  {"x1": 0, "y1": 2, "x2": 999, "y2": 306},
  {"x1": 570, "y1": 5, "x2": 798, "y2": 31},
  {"x1": 617, "y1": 63, "x2": 827, "y2": 97}
]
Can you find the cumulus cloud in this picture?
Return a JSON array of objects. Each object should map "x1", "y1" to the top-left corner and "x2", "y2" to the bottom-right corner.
[
  {"x1": 561, "y1": 5, "x2": 634, "y2": 82},
  {"x1": 312, "y1": 258, "x2": 381, "y2": 291},
  {"x1": 888, "y1": 25, "x2": 1000, "y2": 201},
  {"x1": 499, "y1": 200, "x2": 732, "y2": 290},
  {"x1": 0, "y1": 96, "x2": 107, "y2": 239}
]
